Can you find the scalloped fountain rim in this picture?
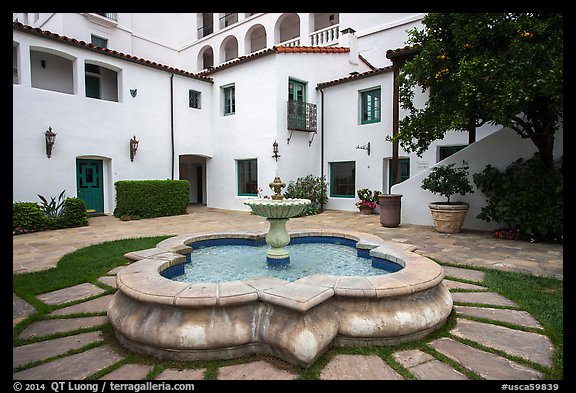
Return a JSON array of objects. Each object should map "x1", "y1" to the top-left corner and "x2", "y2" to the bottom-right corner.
[{"x1": 109, "y1": 229, "x2": 453, "y2": 367}]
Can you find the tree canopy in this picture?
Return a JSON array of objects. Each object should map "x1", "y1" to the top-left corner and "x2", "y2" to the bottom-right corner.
[{"x1": 392, "y1": 13, "x2": 563, "y2": 168}]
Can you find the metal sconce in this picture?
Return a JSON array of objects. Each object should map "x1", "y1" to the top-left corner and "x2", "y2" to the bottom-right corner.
[
  {"x1": 129, "y1": 135, "x2": 139, "y2": 162},
  {"x1": 45, "y1": 127, "x2": 56, "y2": 158},
  {"x1": 272, "y1": 140, "x2": 281, "y2": 161},
  {"x1": 356, "y1": 142, "x2": 371, "y2": 156}
]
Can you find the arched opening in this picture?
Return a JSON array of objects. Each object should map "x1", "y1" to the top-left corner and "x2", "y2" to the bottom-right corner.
[
  {"x1": 275, "y1": 13, "x2": 300, "y2": 45},
  {"x1": 220, "y1": 35, "x2": 239, "y2": 63},
  {"x1": 245, "y1": 24, "x2": 267, "y2": 53}
]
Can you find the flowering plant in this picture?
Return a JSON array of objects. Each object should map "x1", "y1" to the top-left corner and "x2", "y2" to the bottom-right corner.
[{"x1": 355, "y1": 188, "x2": 382, "y2": 209}]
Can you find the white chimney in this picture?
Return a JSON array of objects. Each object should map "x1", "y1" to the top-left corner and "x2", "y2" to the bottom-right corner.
[{"x1": 339, "y1": 27, "x2": 359, "y2": 65}]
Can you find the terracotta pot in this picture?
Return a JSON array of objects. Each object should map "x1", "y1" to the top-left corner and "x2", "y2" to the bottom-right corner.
[
  {"x1": 379, "y1": 194, "x2": 402, "y2": 227},
  {"x1": 428, "y1": 202, "x2": 469, "y2": 233}
]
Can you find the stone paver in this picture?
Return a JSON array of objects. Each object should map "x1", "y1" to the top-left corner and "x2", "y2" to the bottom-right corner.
[
  {"x1": 393, "y1": 349, "x2": 468, "y2": 380},
  {"x1": 13, "y1": 331, "x2": 105, "y2": 368},
  {"x1": 454, "y1": 306, "x2": 542, "y2": 328},
  {"x1": 320, "y1": 355, "x2": 403, "y2": 380},
  {"x1": 443, "y1": 266, "x2": 486, "y2": 282},
  {"x1": 155, "y1": 368, "x2": 206, "y2": 380},
  {"x1": 37, "y1": 283, "x2": 105, "y2": 305},
  {"x1": 50, "y1": 294, "x2": 114, "y2": 316},
  {"x1": 451, "y1": 291, "x2": 518, "y2": 307},
  {"x1": 429, "y1": 337, "x2": 542, "y2": 380},
  {"x1": 443, "y1": 279, "x2": 487, "y2": 291},
  {"x1": 19, "y1": 316, "x2": 108, "y2": 339},
  {"x1": 100, "y1": 364, "x2": 153, "y2": 380},
  {"x1": 13, "y1": 293, "x2": 36, "y2": 326},
  {"x1": 217, "y1": 361, "x2": 297, "y2": 380},
  {"x1": 450, "y1": 318, "x2": 554, "y2": 367},
  {"x1": 98, "y1": 276, "x2": 118, "y2": 288},
  {"x1": 13, "y1": 345, "x2": 123, "y2": 380}
]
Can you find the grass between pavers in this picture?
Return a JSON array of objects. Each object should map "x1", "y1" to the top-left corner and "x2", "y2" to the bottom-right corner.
[{"x1": 12, "y1": 236, "x2": 563, "y2": 380}]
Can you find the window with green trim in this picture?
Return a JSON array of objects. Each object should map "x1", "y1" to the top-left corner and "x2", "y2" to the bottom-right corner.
[
  {"x1": 237, "y1": 159, "x2": 257, "y2": 196},
  {"x1": 223, "y1": 84, "x2": 235, "y2": 115},
  {"x1": 91, "y1": 35, "x2": 108, "y2": 48},
  {"x1": 360, "y1": 88, "x2": 381, "y2": 124},
  {"x1": 388, "y1": 158, "x2": 410, "y2": 191},
  {"x1": 438, "y1": 145, "x2": 466, "y2": 162},
  {"x1": 330, "y1": 161, "x2": 355, "y2": 197}
]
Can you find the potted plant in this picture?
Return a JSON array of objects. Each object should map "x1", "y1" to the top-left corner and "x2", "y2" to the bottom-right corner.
[
  {"x1": 355, "y1": 188, "x2": 381, "y2": 215},
  {"x1": 421, "y1": 162, "x2": 474, "y2": 233}
]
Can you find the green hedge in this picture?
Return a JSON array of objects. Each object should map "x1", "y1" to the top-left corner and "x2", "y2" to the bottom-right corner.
[
  {"x1": 113, "y1": 180, "x2": 189, "y2": 219},
  {"x1": 13, "y1": 198, "x2": 89, "y2": 234}
]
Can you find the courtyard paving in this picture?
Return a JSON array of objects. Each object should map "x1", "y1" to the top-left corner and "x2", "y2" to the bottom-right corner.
[{"x1": 13, "y1": 206, "x2": 562, "y2": 381}]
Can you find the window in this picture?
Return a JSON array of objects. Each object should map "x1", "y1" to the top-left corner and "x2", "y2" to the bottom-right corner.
[
  {"x1": 85, "y1": 64, "x2": 101, "y2": 99},
  {"x1": 189, "y1": 90, "x2": 201, "y2": 109},
  {"x1": 330, "y1": 161, "x2": 355, "y2": 197},
  {"x1": 438, "y1": 145, "x2": 466, "y2": 162},
  {"x1": 237, "y1": 159, "x2": 258, "y2": 196},
  {"x1": 388, "y1": 158, "x2": 410, "y2": 191},
  {"x1": 360, "y1": 88, "x2": 381, "y2": 124},
  {"x1": 91, "y1": 35, "x2": 108, "y2": 48},
  {"x1": 223, "y1": 84, "x2": 235, "y2": 115}
]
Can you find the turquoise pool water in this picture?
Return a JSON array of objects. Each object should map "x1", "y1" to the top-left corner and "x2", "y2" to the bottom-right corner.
[{"x1": 166, "y1": 238, "x2": 402, "y2": 283}]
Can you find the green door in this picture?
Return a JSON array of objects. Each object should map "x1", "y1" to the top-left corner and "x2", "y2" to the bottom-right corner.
[{"x1": 76, "y1": 159, "x2": 104, "y2": 214}]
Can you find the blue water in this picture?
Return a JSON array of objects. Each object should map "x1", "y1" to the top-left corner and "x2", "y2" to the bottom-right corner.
[{"x1": 167, "y1": 240, "x2": 402, "y2": 283}]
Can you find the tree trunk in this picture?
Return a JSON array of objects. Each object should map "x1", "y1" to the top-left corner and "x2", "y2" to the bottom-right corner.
[{"x1": 530, "y1": 126, "x2": 555, "y2": 169}]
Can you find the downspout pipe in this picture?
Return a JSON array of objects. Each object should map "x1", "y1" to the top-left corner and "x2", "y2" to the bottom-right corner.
[
  {"x1": 320, "y1": 88, "x2": 325, "y2": 211},
  {"x1": 170, "y1": 73, "x2": 175, "y2": 180}
]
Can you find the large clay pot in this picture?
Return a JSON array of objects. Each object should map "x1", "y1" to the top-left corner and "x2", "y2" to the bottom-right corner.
[
  {"x1": 379, "y1": 194, "x2": 402, "y2": 227},
  {"x1": 428, "y1": 202, "x2": 469, "y2": 233}
]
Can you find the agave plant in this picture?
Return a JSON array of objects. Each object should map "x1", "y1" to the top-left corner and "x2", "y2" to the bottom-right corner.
[{"x1": 37, "y1": 190, "x2": 66, "y2": 219}]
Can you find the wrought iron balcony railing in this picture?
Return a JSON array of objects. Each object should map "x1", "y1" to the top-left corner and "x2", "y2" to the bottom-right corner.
[{"x1": 287, "y1": 100, "x2": 317, "y2": 132}]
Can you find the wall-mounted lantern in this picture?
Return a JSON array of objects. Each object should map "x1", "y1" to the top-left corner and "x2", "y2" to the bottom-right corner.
[
  {"x1": 45, "y1": 127, "x2": 56, "y2": 158},
  {"x1": 130, "y1": 135, "x2": 139, "y2": 162},
  {"x1": 356, "y1": 142, "x2": 371, "y2": 156},
  {"x1": 272, "y1": 140, "x2": 281, "y2": 161}
]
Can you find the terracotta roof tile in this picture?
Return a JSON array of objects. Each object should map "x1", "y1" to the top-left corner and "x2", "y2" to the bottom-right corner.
[
  {"x1": 13, "y1": 21, "x2": 212, "y2": 82},
  {"x1": 316, "y1": 66, "x2": 394, "y2": 90}
]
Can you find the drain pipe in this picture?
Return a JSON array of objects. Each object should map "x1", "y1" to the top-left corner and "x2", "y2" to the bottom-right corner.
[
  {"x1": 170, "y1": 73, "x2": 175, "y2": 180},
  {"x1": 320, "y1": 88, "x2": 325, "y2": 211}
]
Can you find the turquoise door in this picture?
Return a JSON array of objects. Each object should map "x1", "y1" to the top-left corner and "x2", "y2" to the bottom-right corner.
[{"x1": 76, "y1": 159, "x2": 104, "y2": 214}]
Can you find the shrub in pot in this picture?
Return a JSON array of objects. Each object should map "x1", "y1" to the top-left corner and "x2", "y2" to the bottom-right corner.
[{"x1": 421, "y1": 162, "x2": 474, "y2": 233}]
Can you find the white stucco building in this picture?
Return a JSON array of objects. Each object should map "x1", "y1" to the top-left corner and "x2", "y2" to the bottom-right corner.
[{"x1": 13, "y1": 13, "x2": 563, "y2": 230}]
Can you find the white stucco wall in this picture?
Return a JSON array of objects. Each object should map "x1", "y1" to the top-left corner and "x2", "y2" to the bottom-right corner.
[
  {"x1": 13, "y1": 29, "x2": 212, "y2": 214},
  {"x1": 391, "y1": 126, "x2": 564, "y2": 231}
]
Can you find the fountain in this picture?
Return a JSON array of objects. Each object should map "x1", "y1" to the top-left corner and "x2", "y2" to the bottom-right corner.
[
  {"x1": 243, "y1": 176, "x2": 310, "y2": 264},
  {"x1": 107, "y1": 177, "x2": 453, "y2": 368}
]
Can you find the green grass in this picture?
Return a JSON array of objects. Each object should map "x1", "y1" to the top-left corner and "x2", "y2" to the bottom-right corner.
[{"x1": 13, "y1": 236, "x2": 563, "y2": 380}]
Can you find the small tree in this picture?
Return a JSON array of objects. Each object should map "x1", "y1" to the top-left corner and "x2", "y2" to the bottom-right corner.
[
  {"x1": 392, "y1": 13, "x2": 563, "y2": 169},
  {"x1": 421, "y1": 163, "x2": 473, "y2": 204}
]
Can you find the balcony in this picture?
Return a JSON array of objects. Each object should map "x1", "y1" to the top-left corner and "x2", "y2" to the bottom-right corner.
[
  {"x1": 83, "y1": 13, "x2": 118, "y2": 27},
  {"x1": 287, "y1": 100, "x2": 317, "y2": 132},
  {"x1": 309, "y1": 24, "x2": 339, "y2": 46}
]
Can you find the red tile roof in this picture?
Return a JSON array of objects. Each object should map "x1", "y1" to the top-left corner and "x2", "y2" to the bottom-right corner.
[
  {"x1": 316, "y1": 66, "x2": 394, "y2": 90},
  {"x1": 197, "y1": 45, "x2": 350, "y2": 75},
  {"x1": 13, "y1": 22, "x2": 213, "y2": 82}
]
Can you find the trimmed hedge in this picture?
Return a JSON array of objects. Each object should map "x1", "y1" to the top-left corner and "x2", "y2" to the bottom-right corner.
[
  {"x1": 13, "y1": 198, "x2": 89, "y2": 234},
  {"x1": 13, "y1": 202, "x2": 46, "y2": 234},
  {"x1": 113, "y1": 180, "x2": 189, "y2": 219}
]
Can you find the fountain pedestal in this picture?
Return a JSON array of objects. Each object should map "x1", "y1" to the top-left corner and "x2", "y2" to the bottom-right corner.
[
  {"x1": 265, "y1": 218, "x2": 290, "y2": 264},
  {"x1": 244, "y1": 176, "x2": 311, "y2": 265}
]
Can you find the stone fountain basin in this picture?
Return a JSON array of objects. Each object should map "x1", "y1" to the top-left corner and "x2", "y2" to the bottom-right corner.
[
  {"x1": 243, "y1": 198, "x2": 311, "y2": 219},
  {"x1": 107, "y1": 230, "x2": 453, "y2": 368}
]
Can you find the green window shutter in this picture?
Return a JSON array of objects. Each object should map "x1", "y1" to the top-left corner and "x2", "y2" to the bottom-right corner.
[
  {"x1": 237, "y1": 159, "x2": 257, "y2": 196},
  {"x1": 85, "y1": 75, "x2": 100, "y2": 99},
  {"x1": 224, "y1": 85, "x2": 235, "y2": 115},
  {"x1": 360, "y1": 88, "x2": 381, "y2": 124},
  {"x1": 330, "y1": 161, "x2": 356, "y2": 197}
]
